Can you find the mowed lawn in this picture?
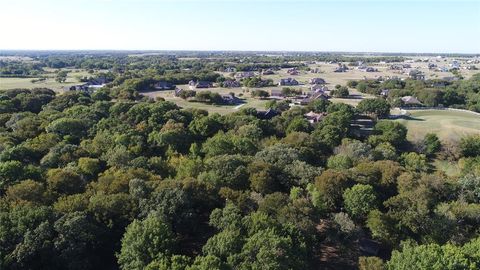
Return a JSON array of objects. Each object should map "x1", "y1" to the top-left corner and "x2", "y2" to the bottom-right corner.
[{"x1": 393, "y1": 109, "x2": 480, "y2": 141}]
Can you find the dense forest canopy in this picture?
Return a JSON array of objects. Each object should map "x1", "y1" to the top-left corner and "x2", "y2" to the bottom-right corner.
[{"x1": 0, "y1": 52, "x2": 479, "y2": 270}]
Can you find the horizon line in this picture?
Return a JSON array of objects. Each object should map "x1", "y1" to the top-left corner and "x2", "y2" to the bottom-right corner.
[{"x1": 1, "y1": 49, "x2": 479, "y2": 56}]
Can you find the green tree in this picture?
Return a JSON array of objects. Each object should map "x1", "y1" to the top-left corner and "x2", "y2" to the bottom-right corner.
[
  {"x1": 421, "y1": 133, "x2": 441, "y2": 157},
  {"x1": 251, "y1": 89, "x2": 270, "y2": 99},
  {"x1": 315, "y1": 169, "x2": 351, "y2": 210},
  {"x1": 56, "y1": 70, "x2": 68, "y2": 83},
  {"x1": 359, "y1": 256, "x2": 385, "y2": 270},
  {"x1": 386, "y1": 239, "x2": 480, "y2": 270},
  {"x1": 117, "y1": 214, "x2": 176, "y2": 270},
  {"x1": 343, "y1": 184, "x2": 378, "y2": 220},
  {"x1": 357, "y1": 98, "x2": 391, "y2": 118},
  {"x1": 401, "y1": 152, "x2": 428, "y2": 172},
  {"x1": 459, "y1": 135, "x2": 480, "y2": 157}
]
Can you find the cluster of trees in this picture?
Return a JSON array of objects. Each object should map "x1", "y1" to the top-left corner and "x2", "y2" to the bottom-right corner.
[
  {"x1": 350, "y1": 74, "x2": 480, "y2": 111},
  {"x1": 0, "y1": 87, "x2": 478, "y2": 269},
  {"x1": 356, "y1": 98, "x2": 391, "y2": 118},
  {"x1": 281, "y1": 87, "x2": 303, "y2": 97},
  {"x1": 331, "y1": 85, "x2": 350, "y2": 98},
  {"x1": 251, "y1": 89, "x2": 270, "y2": 99},
  {"x1": 0, "y1": 61, "x2": 45, "y2": 77},
  {"x1": 0, "y1": 51, "x2": 479, "y2": 269}
]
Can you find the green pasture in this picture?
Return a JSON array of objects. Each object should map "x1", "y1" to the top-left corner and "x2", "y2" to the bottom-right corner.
[{"x1": 393, "y1": 109, "x2": 480, "y2": 141}]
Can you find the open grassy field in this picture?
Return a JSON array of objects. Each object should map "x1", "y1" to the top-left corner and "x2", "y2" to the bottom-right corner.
[
  {"x1": 0, "y1": 69, "x2": 96, "y2": 92},
  {"x1": 392, "y1": 109, "x2": 480, "y2": 141},
  {"x1": 142, "y1": 86, "x2": 269, "y2": 115}
]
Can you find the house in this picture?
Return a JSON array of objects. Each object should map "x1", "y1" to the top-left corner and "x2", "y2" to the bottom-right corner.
[
  {"x1": 222, "y1": 80, "x2": 241, "y2": 88},
  {"x1": 401, "y1": 96, "x2": 422, "y2": 105},
  {"x1": 437, "y1": 66, "x2": 450, "y2": 72},
  {"x1": 380, "y1": 89, "x2": 390, "y2": 96},
  {"x1": 196, "y1": 81, "x2": 213, "y2": 88},
  {"x1": 408, "y1": 70, "x2": 425, "y2": 80},
  {"x1": 428, "y1": 63, "x2": 437, "y2": 69},
  {"x1": 304, "y1": 111, "x2": 327, "y2": 123},
  {"x1": 262, "y1": 69, "x2": 275, "y2": 75},
  {"x1": 189, "y1": 80, "x2": 212, "y2": 89},
  {"x1": 357, "y1": 65, "x2": 368, "y2": 70},
  {"x1": 297, "y1": 92, "x2": 329, "y2": 105},
  {"x1": 287, "y1": 68, "x2": 299, "y2": 75},
  {"x1": 221, "y1": 94, "x2": 242, "y2": 105},
  {"x1": 235, "y1": 71, "x2": 255, "y2": 79},
  {"x1": 154, "y1": 81, "x2": 176, "y2": 90},
  {"x1": 389, "y1": 64, "x2": 403, "y2": 70},
  {"x1": 311, "y1": 91, "x2": 329, "y2": 100},
  {"x1": 450, "y1": 60, "x2": 460, "y2": 69},
  {"x1": 334, "y1": 64, "x2": 349, "y2": 72},
  {"x1": 65, "y1": 83, "x2": 90, "y2": 91},
  {"x1": 309, "y1": 78, "x2": 326, "y2": 85},
  {"x1": 279, "y1": 78, "x2": 299, "y2": 86},
  {"x1": 311, "y1": 85, "x2": 329, "y2": 93}
]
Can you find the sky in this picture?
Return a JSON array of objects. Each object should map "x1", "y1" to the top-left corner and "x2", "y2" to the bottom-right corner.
[{"x1": 0, "y1": 0, "x2": 479, "y2": 53}]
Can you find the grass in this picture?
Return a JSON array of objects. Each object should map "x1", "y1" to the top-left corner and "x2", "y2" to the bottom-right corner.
[
  {"x1": 392, "y1": 109, "x2": 480, "y2": 142},
  {"x1": 143, "y1": 87, "x2": 269, "y2": 115},
  {"x1": 0, "y1": 69, "x2": 99, "y2": 92}
]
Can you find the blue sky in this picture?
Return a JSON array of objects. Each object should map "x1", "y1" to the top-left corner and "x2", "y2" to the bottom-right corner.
[{"x1": 0, "y1": 0, "x2": 479, "y2": 53}]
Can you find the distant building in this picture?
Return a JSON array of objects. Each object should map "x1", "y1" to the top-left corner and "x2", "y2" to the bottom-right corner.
[
  {"x1": 65, "y1": 83, "x2": 90, "y2": 91},
  {"x1": 287, "y1": 68, "x2": 299, "y2": 75},
  {"x1": 154, "y1": 81, "x2": 176, "y2": 90},
  {"x1": 311, "y1": 84, "x2": 329, "y2": 93},
  {"x1": 222, "y1": 80, "x2": 241, "y2": 88},
  {"x1": 221, "y1": 94, "x2": 242, "y2": 105},
  {"x1": 234, "y1": 71, "x2": 255, "y2": 79},
  {"x1": 279, "y1": 78, "x2": 299, "y2": 86},
  {"x1": 189, "y1": 80, "x2": 212, "y2": 89},
  {"x1": 262, "y1": 69, "x2": 275, "y2": 75},
  {"x1": 334, "y1": 64, "x2": 349, "y2": 72},
  {"x1": 389, "y1": 64, "x2": 403, "y2": 70},
  {"x1": 450, "y1": 60, "x2": 460, "y2": 69},
  {"x1": 309, "y1": 78, "x2": 326, "y2": 85},
  {"x1": 304, "y1": 111, "x2": 327, "y2": 123}
]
